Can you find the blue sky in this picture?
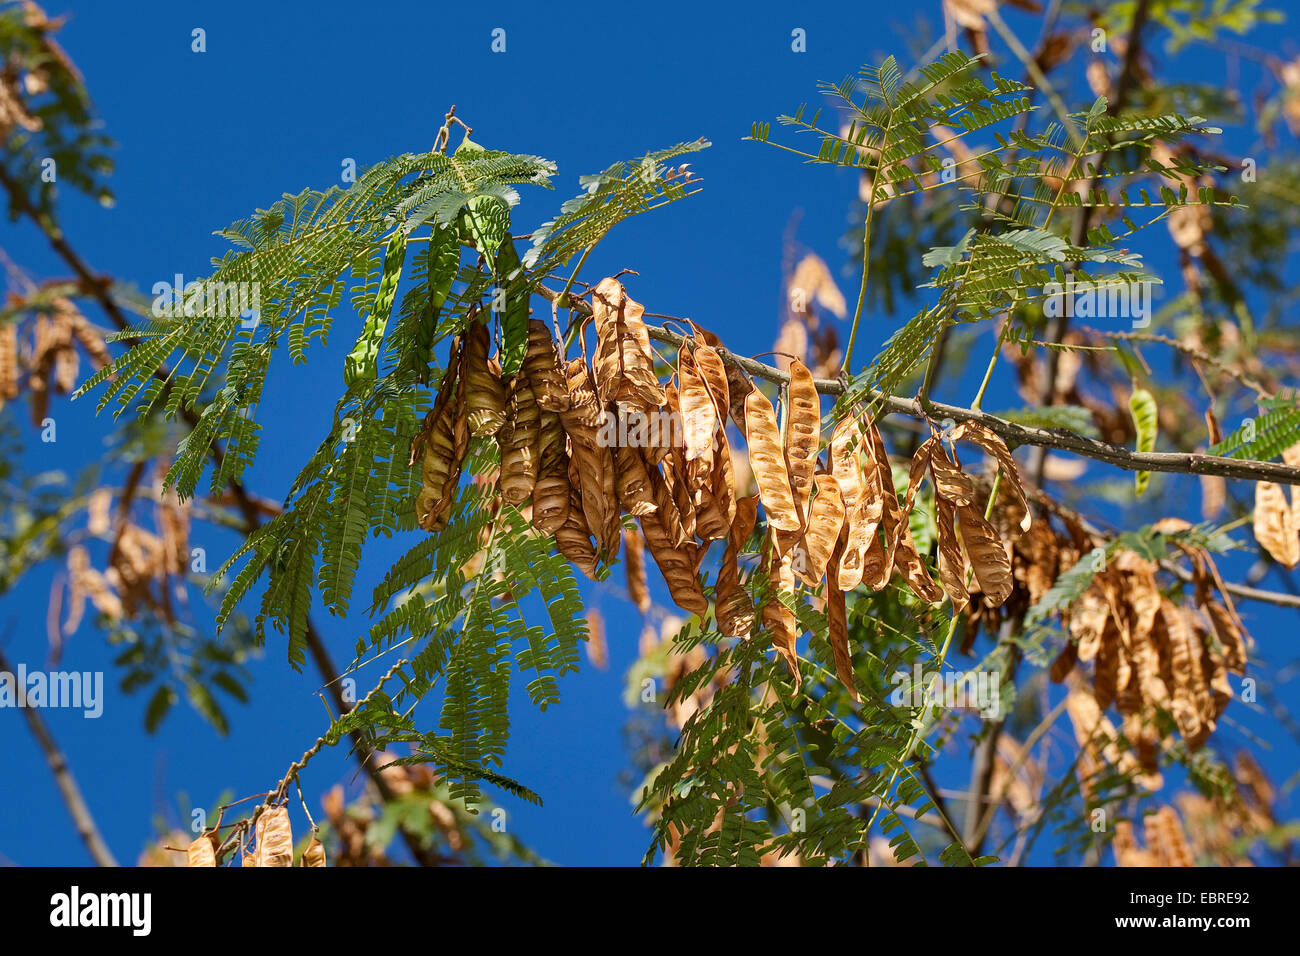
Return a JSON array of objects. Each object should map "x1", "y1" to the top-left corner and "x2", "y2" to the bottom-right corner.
[{"x1": 1, "y1": 0, "x2": 1296, "y2": 866}]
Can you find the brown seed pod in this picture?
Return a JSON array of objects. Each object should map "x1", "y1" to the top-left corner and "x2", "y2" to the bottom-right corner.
[
  {"x1": 956, "y1": 503, "x2": 1013, "y2": 606},
  {"x1": 651, "y1": 452, "x2": 695, "y2": 548},
  {"x1": 556, "y1": 467, "x2": 599, "y2": 580},
  {"x1": 677, "y1": 345, "x2": 717, "y2": 464},
  {"x1": 1049, "y1": 637, "x2": 1077, "y2": 683},
  {"x1": 497, "y1": 374, "x2": 540, "y2": 507},
  {"x1": 745, "y1": 390, "x2": 800, "y2": 532},
  {"x1": 523, "y1": 319, "x2": 571, "y2": 412},
  {"x1": 590, "y1": 278, "x2": 666, "y2": 410},
  {"x1": 783, "y1": 359, "x2": 821, "y2": 525},
  {"x1": 892, "y1": 519, "x2": 943, "y2": 603},
  {"x1": 795, "y1": 473, "x2": 844, "y2": 588},
  {"x1": 531, "y1": 410, "x2": 570, "y2": 533},
  {"x1": 934, "y1": 498, "x2": 970, "y2": 611},
  {"x1": 690, "y1": 335, "x2": 731, "y2": 423},
  {"x1": 186, "y1": 833, "x2": 216, "y2": 867},
  {"x1": 0, "y1": 319, "x2": 18, "y2": 405},
  {"x1": 687, "y1": 320, "x2": 752, "y2": 431},
  {"x1": 830, "y1": 417, "x2": 879, "y2": 590},
  {"x1": 624, "y1": 526, "x2": 651, "y2": 613},
  {"x1": 762, "y1": 543, "x2": 802, "y2": 688},
  {"x1": 863, "y1": 422, "x2": 903, "y2": 591},
  {"x1": 950, "y1": 421, "x2": 1031, "y2": 531},
  {"x1": 614, "y1": 443, "x2": 658, "y2": 517},
  {"x1": 928, "y1": 441, "x2": 975, "y2": 506},
  {"x1": 716, "y1": 495, "x2": 758, "y2": 638},
  {"x1": 415, "y1": 340, "x2": 469, "y2": 532},
  {"x1": 1253, "y1": 480, "x2": 1298, "y2": 568},
  {"x1": 461, "y1": 321, "x2": 508, "y2": 436},
  {"x1": 825, "y1": 529, "x2": 858, "y2": 701},
  {"x1": 1203, "y1": 599, "x2": 1248, "y2": 675},
  {"x1": 256, "y1": 806, "x2": 293, "y2": 868},
  {"x1": 303, "y1": 838, "x2": 327, "y2": 867},
  {"x1": 639, "y1": 512, "x2": 708, "y2": 618},
  {"x1": 560, "y1": 359, "x2": 619, "y2": 558}
]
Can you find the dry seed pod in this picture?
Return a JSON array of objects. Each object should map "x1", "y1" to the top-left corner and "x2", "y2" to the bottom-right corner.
[
  {"x1": 745, "y1": 390, "x2": 800, "y2": 532},
  {"x1": 677, "y1": 346, "x2": 717, "y2": 463},
  {"x1": 1203, "y1": 599, "x2": 1248, "y2": 675},
  {"x1": 556, "y1": 468, "x2": 600, "y2": 579},
  {"x1": 762, "y1": 544, "x2": 802, "y2": 688},
  {"x1": 303, "y1": 838, "x2": 327, "y2": 867},
  {"x1": 497, "y1": 375, "x2": 540, "y2": 507},
  {"x1": 624, "y1": 526, "x2": 651, "y2": 613},
  {"x1": 956, "y1": 503, "x2": 1013, "y2": 606},
  {"x1": 590, "y1": 278, "x2": 666, "y2": 409},
  {"x1": 186, "y1": 833, "x2": 216, "y2": 867},
  {"x1": 829, "y1": 417, "x2": 878, "y2": 590},
  {"x1": 531, "y1": 411, "x2": 571, "y2": 533},
  {"x1": 462, "y1": 321, "x2": 508, "y2": 435},
  {"x1": 934, "y1": 498, "x2": 970, "y2": 611},
  {"x1": 0, "y1": 320, "x2": 18, "y2": 405},
  {"x1": 825, "y1": 530, "x2": 858, "y2": 701},
  {"x1": 256, "y1": 806, "x2": 293, "y2": 868},
  {"x1": 690, "y1": 337, "x2": 731, "y2": 423},
  {"x1": 716, "y1": 495, "x2": 758, "y2": 638},
  {"x1": 614, "y1": 444, "x2": 658, "y2": 517},
  {"x1": 862, "y1": 422, "x2": 903, "y2": 591},
  {"x1": 638, "y1": 512, "x2": 708, "y2": 618},
  {"x1": 688, "y1": 320, "x2": 753, "y2": 431},
  {"x1": 892, "y1": 520, "x2": 943, "y2": 603},
  {"x1": 795, "y1": 473, "x2": 844, "y2": 588},
  {"x1": 927, "y1": 442, "x2": 974, "y2": 506},
  {"x1": 1253, "y1": 480, "x2": 1299, "y2": 568},
  {"x1": 415, "y1": 340, "x2": 468, "y2": 532},
  {"x1": 560, "y1": 361, "x2": 618, "y2": 557},
  {"x1": 950, "y1": 421, "x2": 1031, "y2": 531},
  {"x1": 561, "y1": 357, "x2": 602, "y2": 428},
  {"x1": 783, "y1": 359, "x2": 821, "y2": 525},
  {"x1": 523, "y1": 319, "x2": 571, "y2": 412},
  {"x1": 656, "y1": 451, "x2": 697, "y2": 547}
]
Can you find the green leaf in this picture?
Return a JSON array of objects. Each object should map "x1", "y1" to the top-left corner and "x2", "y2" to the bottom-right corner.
[{"x1": 144, "y1": 685, "x2": 176, "y2": 733}]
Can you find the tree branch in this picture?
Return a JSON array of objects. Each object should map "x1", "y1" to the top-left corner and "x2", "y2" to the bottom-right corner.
[
  {"x1": 0, "y1": 643, "x2": 118, "y2": 866},
  {"x1": 536, "y1": 283, "x2": 1300, "y2": 487}
]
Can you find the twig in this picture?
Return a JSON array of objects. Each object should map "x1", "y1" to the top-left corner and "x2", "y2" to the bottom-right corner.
[
  {"x1": 534, "y1": 282, "x2": 1300, "y2": 487},
  {"x1": 0, "y1": 642, "x2": 118, "y2": 866}
]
